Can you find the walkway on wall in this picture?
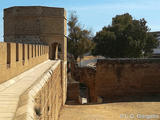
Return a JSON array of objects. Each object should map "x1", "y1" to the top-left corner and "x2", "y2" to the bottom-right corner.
[
  {"x1": 59, "y1": 102, "x2": 160, "y2": 120},
  {"x1": 0, "y1": 60, "x2": 57, "y2": 120}
]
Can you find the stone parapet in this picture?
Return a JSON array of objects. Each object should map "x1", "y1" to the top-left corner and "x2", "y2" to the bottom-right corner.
[
  {"x1": 0, "y1": 60, "x2": 65, "y2": 120},
  {"x1": 0, "y1": 42, "x2": 49, "y2": 83},
  {"x1": 14, "y1": 60, "x2": 63, "y2": 120}
]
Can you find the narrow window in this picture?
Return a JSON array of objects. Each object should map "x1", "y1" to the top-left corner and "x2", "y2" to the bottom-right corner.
[
  {"x1": 39, "y1": 45, "x2": 42, "y2": 56},
  {"x1": 7, "y1": 43, "x2": 11, "y2": 65},
  {"x1": 43, "y1": 46, "x2": 45, "y2": 54},
  {"x1": 42, "y1": 45, "x2": 43, "y2": 55},
  {"x1": 38, "y1": 45, "x2": 39, "y2": 56},
  {"x1": 22, "y1": 44, "x2": 25, "y2": 61},
  {"x1": 35, "y1": 45, "x2": 36, "y2": 57},
  {"x1": 28, "y1": 44, "x2": 29, "y2": 59},
  {"x1": 42, "y1": 46, "x2": 44, "y2": 55},
  {"x1": 16, "y1": 43, "x2": 19, "y2": 61},
  {"x1": 32, "y1": 45, "x2": 33, "y2": 58}
]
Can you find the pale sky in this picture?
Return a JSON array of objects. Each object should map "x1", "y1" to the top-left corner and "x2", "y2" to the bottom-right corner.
[{"x1": 0, "y1": 0, "x2": 160, "y2": 41}]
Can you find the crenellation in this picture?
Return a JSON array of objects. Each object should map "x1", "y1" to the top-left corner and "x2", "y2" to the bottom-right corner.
[
  {"x1": 0, "y1": 6, "x2": 67, "y2": 120},
  {"x1": 4, "y1": 6, "x2": 67, "y2": 60},
  {"x1": 0, "y1": 42, "x2": 49, "y2": 83}
]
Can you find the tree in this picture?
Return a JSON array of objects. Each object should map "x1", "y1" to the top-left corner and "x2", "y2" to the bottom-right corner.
[
  {"x1": 92, "y1": 13, "x2": 159, "y2": 58},
  {"x1": 68, "y1": 12, "x2": 94, "y2": 61}
]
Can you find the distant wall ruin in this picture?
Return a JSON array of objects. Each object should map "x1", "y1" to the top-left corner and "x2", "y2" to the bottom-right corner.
[
  {"x1": 78, "y1": 67, "x2": 96, "y2": 102},
  {"x1": 96, "y1": 59, "x2": 160, "y2": 102},
  {"x1": 77, "y1": 59, "x2": 160, "y2": 102},
  {"x1": 67, "y1": 82, "x2": 80, "y2": 104}
]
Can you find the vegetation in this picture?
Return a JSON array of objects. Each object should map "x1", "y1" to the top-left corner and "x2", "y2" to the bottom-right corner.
[
  {"x1": 92, "y1": 13, "x2": 158, "y2": 58},
  {"x1": 67, "y1": 12, "x2": 94, "y2": 61}
]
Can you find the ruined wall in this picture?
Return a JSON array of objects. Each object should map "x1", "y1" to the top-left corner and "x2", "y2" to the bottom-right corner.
[
  {"x1": 0, "y1": 42, "x2": 49, "y2": 83},
  {"x1": 95, "y1": 59, "x2": 160, "y2": 102},
  {"x1": 67, "y1": 82, "x2": 80, "y2": 104},
  {"x1": 78, "y1": 67, "x2": 96, "y2": 102}
]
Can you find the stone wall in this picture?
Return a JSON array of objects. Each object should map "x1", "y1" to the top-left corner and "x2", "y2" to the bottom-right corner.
[
  {"x1": 95, "y1": 59, "x2": 160, "y2": 102},
  {"x1": 0, "y1": 6, "x2": 68, "y2": 120},
  {"x1": 77, "y1": 59, "x2": 160, "y2": 102},
  {"x1": 0, "y1": 42, "x2": 49, "y2": 83},
  {"x1": 34, "y1": 62, "x2": 63, "y2": 120},
  {"x1": 14, "y1": 60, "x2": 64, "y2": 120},
  {"x1": 67, "y1": 82, "x2": 80, "y2": 104},
  {"x1": 78, "y1": 67, "x2": 96, "y2": 102},
  {"x1": 4, "y1": 6, "x2": 67, "y2": 61},
  {"x1": 61, "y1": 61, "x2": 68, "y2": 105}
]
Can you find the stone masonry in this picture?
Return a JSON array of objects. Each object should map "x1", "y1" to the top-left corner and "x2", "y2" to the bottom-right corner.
[
  {"x1": 77, "y1": 59, "x2": 160, "y2": 102},
  {"x1": 4, "y1": 6, "x2": 67, "y2": 61},
  {"x1": 0, "y1": 42, "x2": 49, "y2": 83},
  {"x1": 4, "y1": 6, "x2": 68, "y2": 104},
  {"x1": 95, "y1": 59, "x2": 160, "y2": 102},
  {"x1": 0, "y1": 6, "x2": 67, "y2": 120}
]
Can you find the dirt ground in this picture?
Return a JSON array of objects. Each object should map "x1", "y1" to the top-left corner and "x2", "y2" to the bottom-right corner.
[{"x1": 59, "y1": 102, "x2": 160, "y2": 120}]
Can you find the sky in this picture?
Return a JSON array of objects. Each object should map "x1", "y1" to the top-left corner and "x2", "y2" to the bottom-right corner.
[{"x1": 0, "y1": 0, "x2": 160, "y2": 41}]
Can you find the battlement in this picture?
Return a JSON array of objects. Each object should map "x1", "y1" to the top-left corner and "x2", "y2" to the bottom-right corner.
[
  {"x1": 0, "y1": 42, "x2": 49, "y2": 83},
  {"x1": 4, "y1": 6, "x2": 67, "y2": 60},
  {"x1": 0, "y1": 6, "x2": 67, "y2": 120},
  {"x1": 4, "y1": 6, "x2": 66, "y2": 18}
]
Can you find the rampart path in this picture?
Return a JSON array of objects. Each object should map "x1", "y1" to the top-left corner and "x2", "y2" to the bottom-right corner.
[{"x1": 0, "y1": 60, "x2": 57, "y2": 120}]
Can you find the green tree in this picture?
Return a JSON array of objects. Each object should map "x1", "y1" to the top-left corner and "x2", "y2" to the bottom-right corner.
[
  {"x1": 92, "y1": 13, "x2": 158, "y2": 58},
  {"x1": 68, "y1": 12, "x2": 94, "y2": 61}
]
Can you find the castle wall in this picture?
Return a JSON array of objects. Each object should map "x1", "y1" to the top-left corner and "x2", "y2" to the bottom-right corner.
[
  {"x1": 33, "y1": 61, "x2": 63, "y2": 120},
  {"x1": 0, "y1": 6, "x2": 68, "y2": 120},
  {"x1": 0, "y1": 42, "x2": 49, "y2": 83},
  {"x1": 4, "y1": 6, "x2": 67, "y2": 61},
  {"x1": 95, "y1": 59, "x2": 160, "y2": 102},
  {"x1": 0, "y1": 60, "x2": 64, "y2": 120}
]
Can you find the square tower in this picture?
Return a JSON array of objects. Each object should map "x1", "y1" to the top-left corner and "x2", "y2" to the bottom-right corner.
[{"x1": 4, "y1": 6, "x2": 67, "y2": 61}]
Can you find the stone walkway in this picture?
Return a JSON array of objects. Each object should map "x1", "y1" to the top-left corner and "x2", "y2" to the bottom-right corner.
[
  {"x1": 59, "y1": 102, "x2": 160, "y2": 120},
  {"x1": 0, "y1": 60, "x2": 56, "y2": 120}
]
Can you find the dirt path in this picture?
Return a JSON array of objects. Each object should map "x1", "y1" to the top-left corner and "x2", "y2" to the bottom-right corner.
[{"x1": 59, "y1": 102, "x2": 160, "y2": 120}]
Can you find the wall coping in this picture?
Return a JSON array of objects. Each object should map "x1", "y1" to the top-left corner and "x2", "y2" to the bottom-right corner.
[
  {"x1": 97, "y1": 58, "x2": 160, "y2": 64},
  {"x1": 14, "y1": 60, "x2": 61, "y2": 120}
]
